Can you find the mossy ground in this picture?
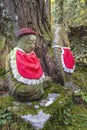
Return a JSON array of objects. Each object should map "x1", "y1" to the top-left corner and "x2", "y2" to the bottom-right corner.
[
  {"x1": 0, "y1": 65, "x2": 87, "y2": 130},
  {"x1": 0, "y1": 85, "x2": 72, "y2": 130},
  {"x1": 0, "y1": 35, "x2": 87, "y2": 129},
  {"x1": 73, "y1": 66, "x2": 87, "y2": 90}
]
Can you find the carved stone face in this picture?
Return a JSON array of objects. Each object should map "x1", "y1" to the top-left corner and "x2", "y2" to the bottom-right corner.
[{"x1": 17, "y1": 34, "x2": 36, "y2": 53}]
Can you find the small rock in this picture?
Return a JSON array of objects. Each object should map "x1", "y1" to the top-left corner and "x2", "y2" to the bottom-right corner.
[
  {"x1": 27, "y1": 102, "x2": 32, "y2": 106},
  {"x1": 39, "y1": 99, "x2": 47, "y2": 107},
  {"x1": 7, "y1": 107, "x2": 11, "y2": 111},
  {"x1": 34, "y1": 105, "x2": 39, "y2": 109},
  {"x1": 59, "y1": 101, "x2": 62, "y2": 104},
  {"x1": 74, "y1": 89, "x2": 81, "y2": 94},
  {"x1": 13, "y1": 106, "x2": 19, "y2": 111},
  {"x1": 13, "y1": 101, "x2": 20, "y2": 106},
  {"x1": 45, "y1": 100, "x2": 53, "y2": 107},
  {"x1": 48, "y1": 97, "x2": 56, "y2": 101},
  {"x1": 48, "y1": 93, "x2": 59, "y2": 99},
  {"x1": 21, "y1": 110, "x2": 51, "y2": 129}
]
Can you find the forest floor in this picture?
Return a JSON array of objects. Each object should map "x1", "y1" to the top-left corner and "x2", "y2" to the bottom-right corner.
[
  {"x1": 0, "y1": 64, "x2": 87, "y2": 130},
  {"x1": 0, "y1": 27, "x2": 87, "y2": 129}
]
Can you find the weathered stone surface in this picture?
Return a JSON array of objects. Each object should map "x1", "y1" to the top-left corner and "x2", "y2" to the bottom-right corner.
[
  {"x1": 5, "y1": 34, "x2": 51, "y2": 101},
  {"x1": 21, "y1": 110, "x2": 51, "y2": 130},
  {"x1": 6, "y1": 55, "x2": 44, "y2": 101}
]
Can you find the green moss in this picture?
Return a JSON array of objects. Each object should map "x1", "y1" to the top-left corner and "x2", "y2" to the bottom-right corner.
[
  {"x1": 40, "y1": 25, "x2": 53, "y2": 41},
  {"x1": 0, "y1": 65, "x2": 87, "y2": 130},
  {"x1": 43, "y1": 32, "x2": 52, "y2": 41},
  {"x1": 0, "y1": 36, "x2": 6, "y2": 50},
  {"x1": 0, "y1": 84, "x2": 71, "y2": 110},
  {"x1": 2, "y1": 103, "x2": 87, "y2": 130},
  {"x1": 0, "y1": 83, "x2": 73, "y2": 129},
  {"x1": 43, "y1": 103, "x2": 87, "y2": 130},
  {"x1": 65, "y1": 105, "x2": 87, "y2": 130},
  {"x1": 57, "y1": 24, "x2": 70, "y2": 47},
  {"x1": 73, "y1": 66, "x2": 87, "y2": 90},
  {"x1": 0, "y1": 110, "x2": 32, "y2": 130},
  {"x1": 48, "y1": 46, "x2": 55, "y2": 58},
  {"x1": 0, "y1": 95, "x2": 14, "y2": 109},
  {"x1": 0, "y1": 68, "x2": 6, "y2": 76}
]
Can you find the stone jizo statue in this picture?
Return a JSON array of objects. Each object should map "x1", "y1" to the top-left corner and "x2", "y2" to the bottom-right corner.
[{"x1": 6, "y1": 28, "x2": 51, "y2": 101}]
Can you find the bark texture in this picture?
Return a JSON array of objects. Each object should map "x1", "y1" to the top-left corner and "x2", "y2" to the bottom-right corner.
[
  {"x1": 0, "y1": 0, "x2": 64, "y2": 85},
  {"x1": 52, "y1": 24, "x2": 72, "y2": 84}
]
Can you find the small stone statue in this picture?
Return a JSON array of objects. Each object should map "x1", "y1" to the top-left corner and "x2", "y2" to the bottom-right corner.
[{"x1": 6, "y1": 28, "x2": 51, "y2": 101}]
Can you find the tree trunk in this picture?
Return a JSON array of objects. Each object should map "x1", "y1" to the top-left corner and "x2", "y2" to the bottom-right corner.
[
  {"x1": 45, "y1": 0, "x2": 51, "y2": 24},
  {"x1": 0, "y1": 0, "x2": 65, "y2": 85},
  {"x1": 52, "y1": 0, "x2": 76, "y2": 88}
]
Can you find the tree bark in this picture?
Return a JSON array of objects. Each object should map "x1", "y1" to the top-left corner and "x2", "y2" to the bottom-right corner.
[
  {"x1": 0, "y1": 0, "x2": 65, "y2": 85},
  {"x1": 45, "y1": 0, "x2": 51, "y2": 24},
  {"x1": 52, "y1": 0, "x2": 75, "y2": 88}
]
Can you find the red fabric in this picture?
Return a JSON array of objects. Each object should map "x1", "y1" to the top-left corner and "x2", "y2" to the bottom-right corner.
[
  {"x1": 63, "y1": 48, "x2": 75, "y2": 69},
  {"x1": 16, "y1": 50, "x2": 43, "y2": 79},
  {"x1": 17, "y1": 28, "x2": 36, "y2": 37}
]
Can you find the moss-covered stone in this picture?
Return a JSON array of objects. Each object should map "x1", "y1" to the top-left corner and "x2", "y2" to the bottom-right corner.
[
  {"x1": 5, "y1": 34, "x2": 52, "y2": 102},
  {"x1": 0, "y1": 83, "x2": 72, "y2": 130}
]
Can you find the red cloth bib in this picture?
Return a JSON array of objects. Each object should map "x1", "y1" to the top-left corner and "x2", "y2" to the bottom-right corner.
[
  {"x1": 62, "y1": 48, "x2": 75, "y2": 69},
  {"x1": 16, "y1": 50, "x2": 43, "y2": 79}
]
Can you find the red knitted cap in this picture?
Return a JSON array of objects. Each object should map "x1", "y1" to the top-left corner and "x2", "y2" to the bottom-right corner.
[{"x1": 16, "y1": 28, "x2": 36, "y2": 37}]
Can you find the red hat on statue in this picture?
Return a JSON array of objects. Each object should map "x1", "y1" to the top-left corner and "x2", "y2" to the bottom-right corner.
[{"x1": 16, "y1": 28, "x2": 36, "y2": 37}]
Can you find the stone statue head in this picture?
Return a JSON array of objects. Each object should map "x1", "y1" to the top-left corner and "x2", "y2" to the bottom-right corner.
[{"x1": 16, "y1": 28, "x2": 36, "y2": 53}]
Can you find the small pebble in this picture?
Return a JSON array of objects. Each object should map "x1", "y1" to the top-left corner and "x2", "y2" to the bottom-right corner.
[
  {"x1": 48, "y1": 97, "x2": 56, "y2": 101},
  {"x1": 27, "y1": 102, "x2": 32, "y2": 106},
  {"x1": 59, "y1": 101, "x2": 62, "y2": 104},
  {"x1": 39, "y1": 99, "x2": 47, "y2": 107},
  {"x1": 45, "y1": 100, "x2": 53, "y2": 107},
  {"x1": 13, "y1": 106, "x2": 19, "y2": 111},
  {"x1": 13, "y1": 101, "x2": 20, "y2": 106},
  {"x1": 34, "y1": 105, "x2": 39, "y2": 109}
]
